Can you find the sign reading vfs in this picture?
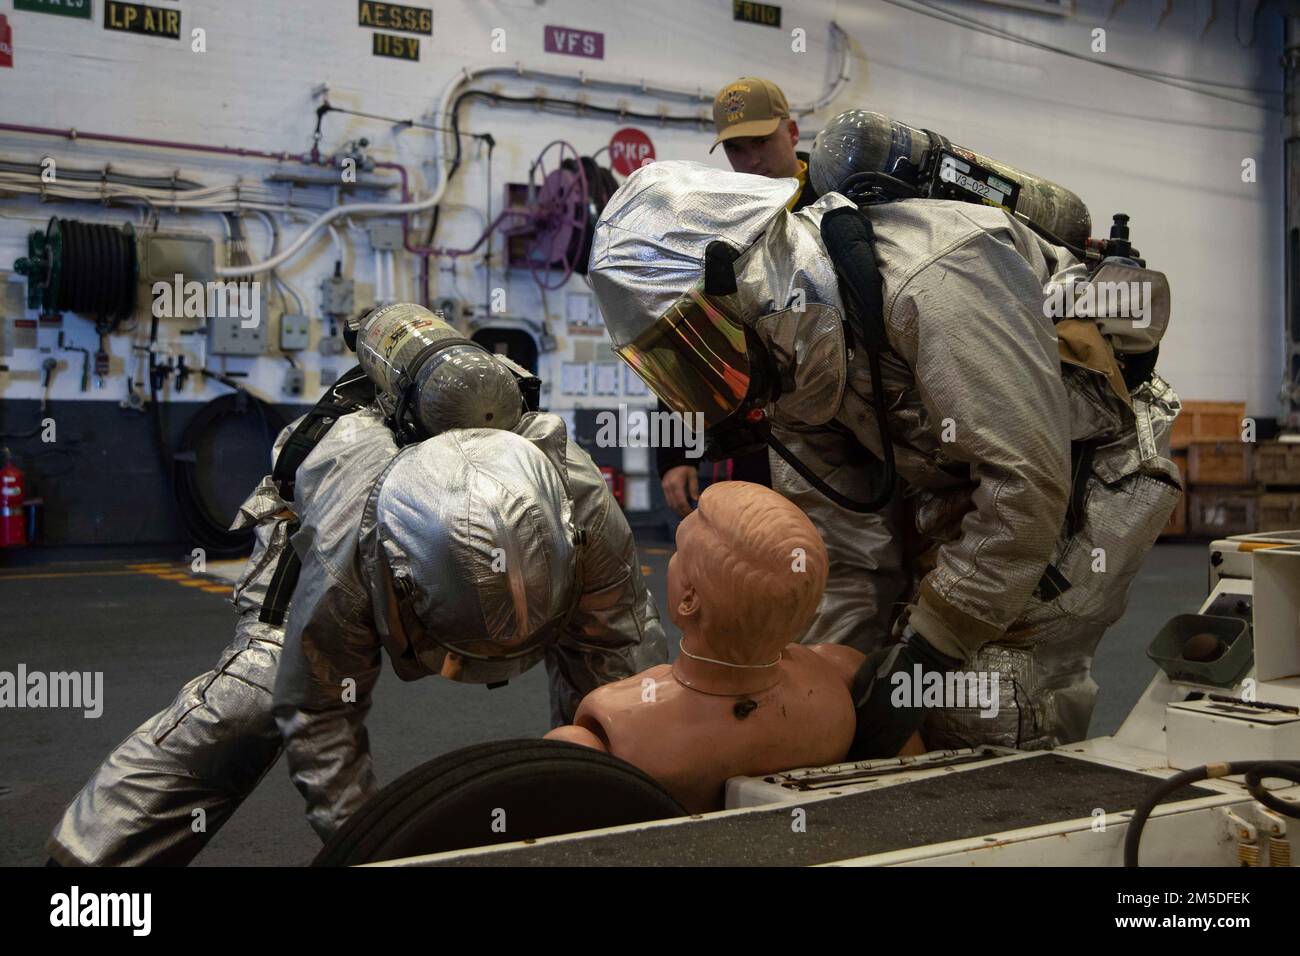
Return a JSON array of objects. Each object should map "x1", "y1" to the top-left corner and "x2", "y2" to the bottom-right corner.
[{"x1": 104, "y1": 1, "x2": 181, "y2": 40}]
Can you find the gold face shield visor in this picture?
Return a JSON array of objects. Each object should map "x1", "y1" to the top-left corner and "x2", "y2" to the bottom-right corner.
[{"x1": 614, "y1": 283, "x2": 756, "y2": 429}]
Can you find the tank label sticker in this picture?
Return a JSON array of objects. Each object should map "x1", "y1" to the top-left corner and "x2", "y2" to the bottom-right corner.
[
  {"x1": 936, "y1": 150, "x2": 1020, "y2": 213},
  {"x1": 0, "y1": 16, "x2": 10, "y2": 69},
  {"x1": 103, "y1": 1, "x2": 180, "y2": 39},
  {"x1": 373, "y1": 31, "x2": 419, "y2": 61},
  {"x1": 14, "y1": 0, "x2": 92, "y2": 19},
  {"x1": 361, "y1": 313, "x2": 444, "y2": 389},
  {"x1": 358, "y1": 1, "x2": 432, "y2": 36},
  {"x1": 733, "y1": 1, "x2": 782, "y2": 28}
]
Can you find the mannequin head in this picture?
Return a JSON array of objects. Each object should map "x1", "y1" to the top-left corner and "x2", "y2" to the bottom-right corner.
[{"x1": 667, "y1": 481, "x2": 827, "y2": 664}]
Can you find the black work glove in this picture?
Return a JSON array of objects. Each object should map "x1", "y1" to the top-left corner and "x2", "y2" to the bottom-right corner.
[{"x1": 847, "y1": 625, "x2": 964, "y2": 760}]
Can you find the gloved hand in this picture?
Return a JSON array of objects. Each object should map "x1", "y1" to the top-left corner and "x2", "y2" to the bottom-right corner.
[{"x1": 847, "y1": 624, "x2": 965, "y2": 760}]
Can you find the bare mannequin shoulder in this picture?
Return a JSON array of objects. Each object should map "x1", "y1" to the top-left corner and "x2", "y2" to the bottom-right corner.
[{"x1": 801, "y1": 643, "x2": 867, "y2": 690}]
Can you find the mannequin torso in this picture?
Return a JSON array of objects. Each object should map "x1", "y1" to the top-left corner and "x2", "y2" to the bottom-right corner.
[
  {"x1": 545, "y1": 482, "x2": 923, "y2": 814},
  {"x1": 559, "y1": 643, "x2": 861, "y2": 813}
]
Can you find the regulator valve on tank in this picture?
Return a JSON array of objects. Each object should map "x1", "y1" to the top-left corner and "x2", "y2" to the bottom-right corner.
[{"x1": 810, "y1": 109, "x2": 1171, "y2": 386}]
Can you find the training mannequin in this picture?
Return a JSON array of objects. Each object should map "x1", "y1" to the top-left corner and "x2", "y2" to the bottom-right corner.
[{"x1": 546, "y1": 481, "x2": 921, "y2": 813}]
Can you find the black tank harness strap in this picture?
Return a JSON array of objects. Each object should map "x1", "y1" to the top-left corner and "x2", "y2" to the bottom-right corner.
[
  {"x1": 258, "y1": 365, "x2": 375, "y2": 626},
  {"x1": 256, "y1": 355, "x2": 546, "y2": 628},
  {"x1": 272, "y1": 364, "x2": 376, "y2": 504}
]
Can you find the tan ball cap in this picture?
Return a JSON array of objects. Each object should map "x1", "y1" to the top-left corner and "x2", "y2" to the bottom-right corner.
[{"x1": 710, "y1": 77, "x2": 790, "y2": 153}]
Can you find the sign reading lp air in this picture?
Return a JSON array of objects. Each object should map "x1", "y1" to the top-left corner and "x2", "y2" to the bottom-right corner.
[
  {"x1": 609, "y1": 128, "x2": 655, "y2": 177},
  {"x1": 104, "y1": 1, "x2": 180, "y2": 39},
  {"x1": 0, "y1": 16, "x2": 11, "y2": 69}
]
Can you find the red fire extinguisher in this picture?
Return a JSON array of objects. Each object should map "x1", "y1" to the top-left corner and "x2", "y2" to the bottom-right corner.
[
  {"x1": 599, "y1": 466, "x2": 625, "y2": 508},
  {"x1": 1, "y1": 449, "x2": 27, "y2": 548}
]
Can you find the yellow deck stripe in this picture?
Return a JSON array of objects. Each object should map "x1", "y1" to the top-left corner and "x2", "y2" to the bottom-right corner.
[{"x1": 0, "y1": 569, "x2": 144, "y2": 582}]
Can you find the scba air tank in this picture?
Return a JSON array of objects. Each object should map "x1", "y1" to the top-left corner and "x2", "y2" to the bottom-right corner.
[
  {"x1": 356, "y1": 303, "x2": 523, "y2": 439},
  {"x1": 810, "y1": 109, "x2": 1093, "y2": 251}
]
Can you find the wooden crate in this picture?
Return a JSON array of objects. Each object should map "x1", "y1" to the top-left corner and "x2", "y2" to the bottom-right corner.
[
  {"x1": 1259, "y1": 492, "x2": 1300, "y2": 532},
  {"x1": 1159, "y1": 450, "x2": 1189, "y2": 537},
  {"x1": 1160, "y1": 492, "x2": 1187, "y2": 537},
  {"x1": 1170, "y1": 400, "x2": 1246, "y2": 449},
  {"x1": 1188, "y1": 489, "x2": 1258, "y2": 537},
  {"x1": 1171, "y1": 449, "x2": 1188, "y2": 485},
  {"x1": 1187, "y1": 441, "x2": 1253, "y2": 486},
  {"x1": 1255, "y1": 442, "x2": 1300, "y2": 487}
]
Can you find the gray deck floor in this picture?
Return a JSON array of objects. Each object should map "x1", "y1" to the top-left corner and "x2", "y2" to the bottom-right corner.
[{"x1": 0, "y1": 539, "x2": 1207, "y2": 866}]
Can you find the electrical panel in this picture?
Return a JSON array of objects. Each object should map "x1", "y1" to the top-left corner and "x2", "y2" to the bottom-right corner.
[
  {"x1": 2, "y1": 275, "x2": 25, "y2": 358},
  {"x1": 282, "y1": 366, "x2": 305, "y2": 398},
  {"x1": 279, "y1": 313, "x2": 311, "y2": 351},
  {"x1": 321, "y1": 275, "x2": 355, "y2": 316},
  {"x1": 319, "y1": 336, "x2": 346, "y2": 356},
  {"x1": 1, "y1": 273, "x2": 24, "y2": 318},
  {"x1": 208, "y1": 283, "x2": 268, "y2": 356},
  {"x1": 139, "y1": 232, "x2": 220, "y2": 335},
  {"x1": 139, "y1": 232, "x2": 216, "y2": 286},
  {"x1": 367, "y1": 222, "x2": 404, "y2": 252},
  {"x1": 6, "y1": 318, "x2": 36, "y2": 352},
  {"x1": 565, "y1": 291, "x2": 601, "y2": 329},
  {"x1": 210, "y1": 314, "x2": 267, "y2": 355}
]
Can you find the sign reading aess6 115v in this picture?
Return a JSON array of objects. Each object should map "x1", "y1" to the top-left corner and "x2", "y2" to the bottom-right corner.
[
  {"x1": 358, "y1": 1, "x2": 432, "y2": 36},
  {"x1": 373, "y1": 32, "x2": 419, "y2": 61}
]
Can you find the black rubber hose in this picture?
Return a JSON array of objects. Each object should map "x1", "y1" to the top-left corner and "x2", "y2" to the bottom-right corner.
[
  {"x1": 89, "y1": 221, "x2": 109, "y2": 327},
  {"x1": 1124, "y1": 760, "x2": 1300, "y2": 867},
  {"x1": 58, "y1": 219, "x2": 80, "y2": 312},
  {"x1": 45, "y1": 219, "x2": 134, "y2": 332},
  {"x1": 761, "y1": 206, "x2": 898, "y2": 514},
  {"x1": 108, "y1": 226, "x2": 126, "y2": 320},
  {"x1": 104, "y1": 225, "x2": 124, "y2": 321},
  {"x1": 54, "y1": 218, "x2": 71, "y2": 312},
  {"x1": 1244, "y1": 762, "x2": 1300, "y2": 819},
  {"x1": 767, "y1": 424, "x2": 893, "y2": 514}
]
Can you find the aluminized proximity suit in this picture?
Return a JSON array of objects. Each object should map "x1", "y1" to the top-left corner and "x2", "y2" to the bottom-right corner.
[
  {"x1": 271, "y1": 409, "x2": 666, "y2": 841},
  {"x1": 48, "y1": 403, "x2": 663, "y2": 863},
  {"x1": 47, "y1": 444, "x2": 299, "y2": 866},
  {"x1": 589, "y1": 161, "x2": 1181, "y2": 751}
]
